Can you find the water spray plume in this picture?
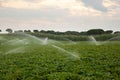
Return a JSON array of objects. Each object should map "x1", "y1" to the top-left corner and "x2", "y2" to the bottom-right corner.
[
  {"x1": 42, "y1": 37, "x2": 48, "y2": 45},
  {"x1": 1, "y1": 32, "x2": 80, "y2": 58},
  {"x1": 46, "y1": 39, "x2": 64, "y2": 45},
  {"x1": 52, "y1": 45, "x2": 79, "y2": 59},
  {"x1": 88, "y1": 36, "x2": 100, "y2": 45},
  {"x1": 100, "y1": 36, "x2": 120, "y2": 44},
  {"x1": 106, "y1": 36, "x2": 120, "y2": 41},
  {"x1": 64, "y1": 38, "x2": 76, "y2": 45},
  {"x1": 0, "y1": 36, "x2": 6, "y2": 41},
  {"x1": 3, "y1": 38, "x2": 29, "y2": 45},
  {"x1": 5, "y1": 47, "x2": 25, "y2": 54},
  {"x1": 16, "y1": 32, "x2": 45, "y2": 44}
]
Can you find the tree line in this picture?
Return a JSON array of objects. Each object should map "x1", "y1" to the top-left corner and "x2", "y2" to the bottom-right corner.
[{"x1": 0, "y1": 28, "x2": 120, "y2": 35}]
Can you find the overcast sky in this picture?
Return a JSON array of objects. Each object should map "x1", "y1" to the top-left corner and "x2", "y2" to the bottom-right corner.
[{"x1": 0, "y1": 0, "x2": 120, "y2": 32}]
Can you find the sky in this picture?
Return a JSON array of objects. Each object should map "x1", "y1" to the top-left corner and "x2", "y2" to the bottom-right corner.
[{"x1": 0, "y1": 0, "x2": 120, "y2": 32}]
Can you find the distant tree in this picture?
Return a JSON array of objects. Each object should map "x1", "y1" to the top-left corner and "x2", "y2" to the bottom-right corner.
[
  {"x1": 87, "y1": 29, "x2": 104, "y2": 35},
  {"x1": 33, "y1": 30, "x2": 39, "y2": 33},
  {"x1": 6, "y1": 28, "x2": 13, "y2": 33},
  {"x1": 114, "y1": 31, "x2": 120, "y2": 34},
  {"x1": 40, "y1": 30, "x2": 46, "y2": 33},
  {"x1": 105, "y1": 30, "x2": 113, "y2": 34},
  {"x1": 0, "y1": 29, "x2": 1, "y2": 32},
  {"x1": 65, "y1": 31, "x2": 79, "y2": 35},
  {"x1": 55, "y1": 31, "x2": 64, "y2": 35},
  {"x1": 14, "y1": 30, "x2": 23, "y2": 33},
  {"x1": 79, "y1": 31, "x2": 87, "y2": 35},
  {"x1": 18, "y1": 30, "x2": 23, "y2": 32},
  {"x1": 46, "y1": 30, "x2": 55, "y2": 34},
  {"x1": 24, "y1": 30, "x2": 31, "y2": 33},
  {"x1": 40, "y1": 30, "x2": 56, "y2": 34},
  {"x1": 24, "y1": 30, "x2": 28, "y2": 32},
  {"x1": 27, "y1": 30, "x2": 31, "y2": 32}
]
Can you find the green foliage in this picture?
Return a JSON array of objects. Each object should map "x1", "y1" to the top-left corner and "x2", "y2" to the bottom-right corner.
[
  {"x1": 65, "y1": 31, "x2": 80, "y2": 35},
  {"x1": 94, "y1": 34, "x2": 120, "y2": 41},
  {"x1": 87, "y1": 29, "x2": 104, "y2": 35},
  {"x1": 14, "y1": 30, "x2": 23, "y2": 33},
  {"x1": 6, "y1": 28, "x2": 13, "y2": 33},
  {"x1": 33, "y1": 30, "x2": 39, "y2": 33},
  {"x1": 30, "y1": 33, "x2": 120, "y2": 41},
  {"x1": 105, "y1": 30, "x2": 113, "y2": 34},
  {"x1": 114, "y1": 31, "x2": 120, "y2": 34},
  {"x1": 0, "y1": 35, "x2": 120, "y2": 80},
  {"x1": 24, "y1": 30, "x2": 31, "y2": 33},
  {"x1": 79, "y1": 31, "x2": 87, "y2": 35}
]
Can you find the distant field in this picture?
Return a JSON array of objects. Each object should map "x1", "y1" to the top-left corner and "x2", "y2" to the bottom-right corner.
[{"x1": 0, "y1": 34, "x2": 120, "y2": 80}]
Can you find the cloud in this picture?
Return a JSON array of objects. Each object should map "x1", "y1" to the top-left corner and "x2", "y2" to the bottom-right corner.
[
  {"x1": 24, "y1": 0, "x2": 40, "y2": 2},
  {"x1": 0, "y1": 1, "x2": 3, "y2": 7},
  {"x1": 0, "y1": 0, "x2": 74, "y2": 9},
  {"x1": 0, "y1": 0, "x2": 44, "y2": 9},
  {"x1": 0, "y1": 0, "x2": 108, "y2": 16},
  {"x1": 0, "y1": 0, "x2": 119, "y2": 17},
  {"x1": 77, "y1": 0, "x2": 108, "y2": 12},
  {"x1": 0, "y1": 0, "x2": 119, "y2": 32},
  {"x1": 0, "y1": 7, "x2": 70, "y2": 22}
]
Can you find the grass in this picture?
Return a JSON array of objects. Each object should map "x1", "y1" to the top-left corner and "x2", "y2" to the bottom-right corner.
[{"x1": 0, "y1": 35, "x2": 120, "y2": 80}]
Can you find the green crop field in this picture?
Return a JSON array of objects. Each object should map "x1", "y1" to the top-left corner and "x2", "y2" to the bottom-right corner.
[{"x1": 0, "y1": 34, "x2": 120, "y2": 80}]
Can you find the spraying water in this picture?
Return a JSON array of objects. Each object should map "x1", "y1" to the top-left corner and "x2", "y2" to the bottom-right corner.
[
  {"x1": 13, "y1": 39, "x2": 29, "y2": 45},
  {"x1": 88, "y1": 36, "x2": 100, "y2": 45},
  {"x1": 3, "y1": 38, "x2": 29, "y2": 45},
  {"x1": 15, "y1": 32, "x2": 64, "y2": 45},
  {"x1": 49, "y1": 39, "x2": 64, "y2": 45},
  {"x1": 16, "y1": 32, "x2": 45, "y2": 44},
  {"x1": 52, "y1": 45, "x2": 79, "y2": 59},
  {"x1": 5, "y1": 47, "x2": 25, "y2": 54},
  {"x1": 100, "y1": 36, "x2": 120, "y2": 44},
  {"x1": 3, "y1": 39, "x2": 19, "y2": 45},
  {"x1": 0, "y1": 36, "x2": 6, "y2": 41},
  {"x1": 106, "y1": 36, "x2": 120, "y2": 41},
  {"x1": 43, "y1": 37, "x2": 48, "y2": 45},
  {"x1": 2, "y1": 32, "x2": 80, "y2": 58},
  {"x1": 64, "y1": 38, "x2": 76, "y2": 45}
]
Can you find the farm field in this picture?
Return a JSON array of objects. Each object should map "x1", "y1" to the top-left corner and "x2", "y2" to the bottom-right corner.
[{"x1": 0, "y1": 34, "x2": 120, "y2": 80}]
